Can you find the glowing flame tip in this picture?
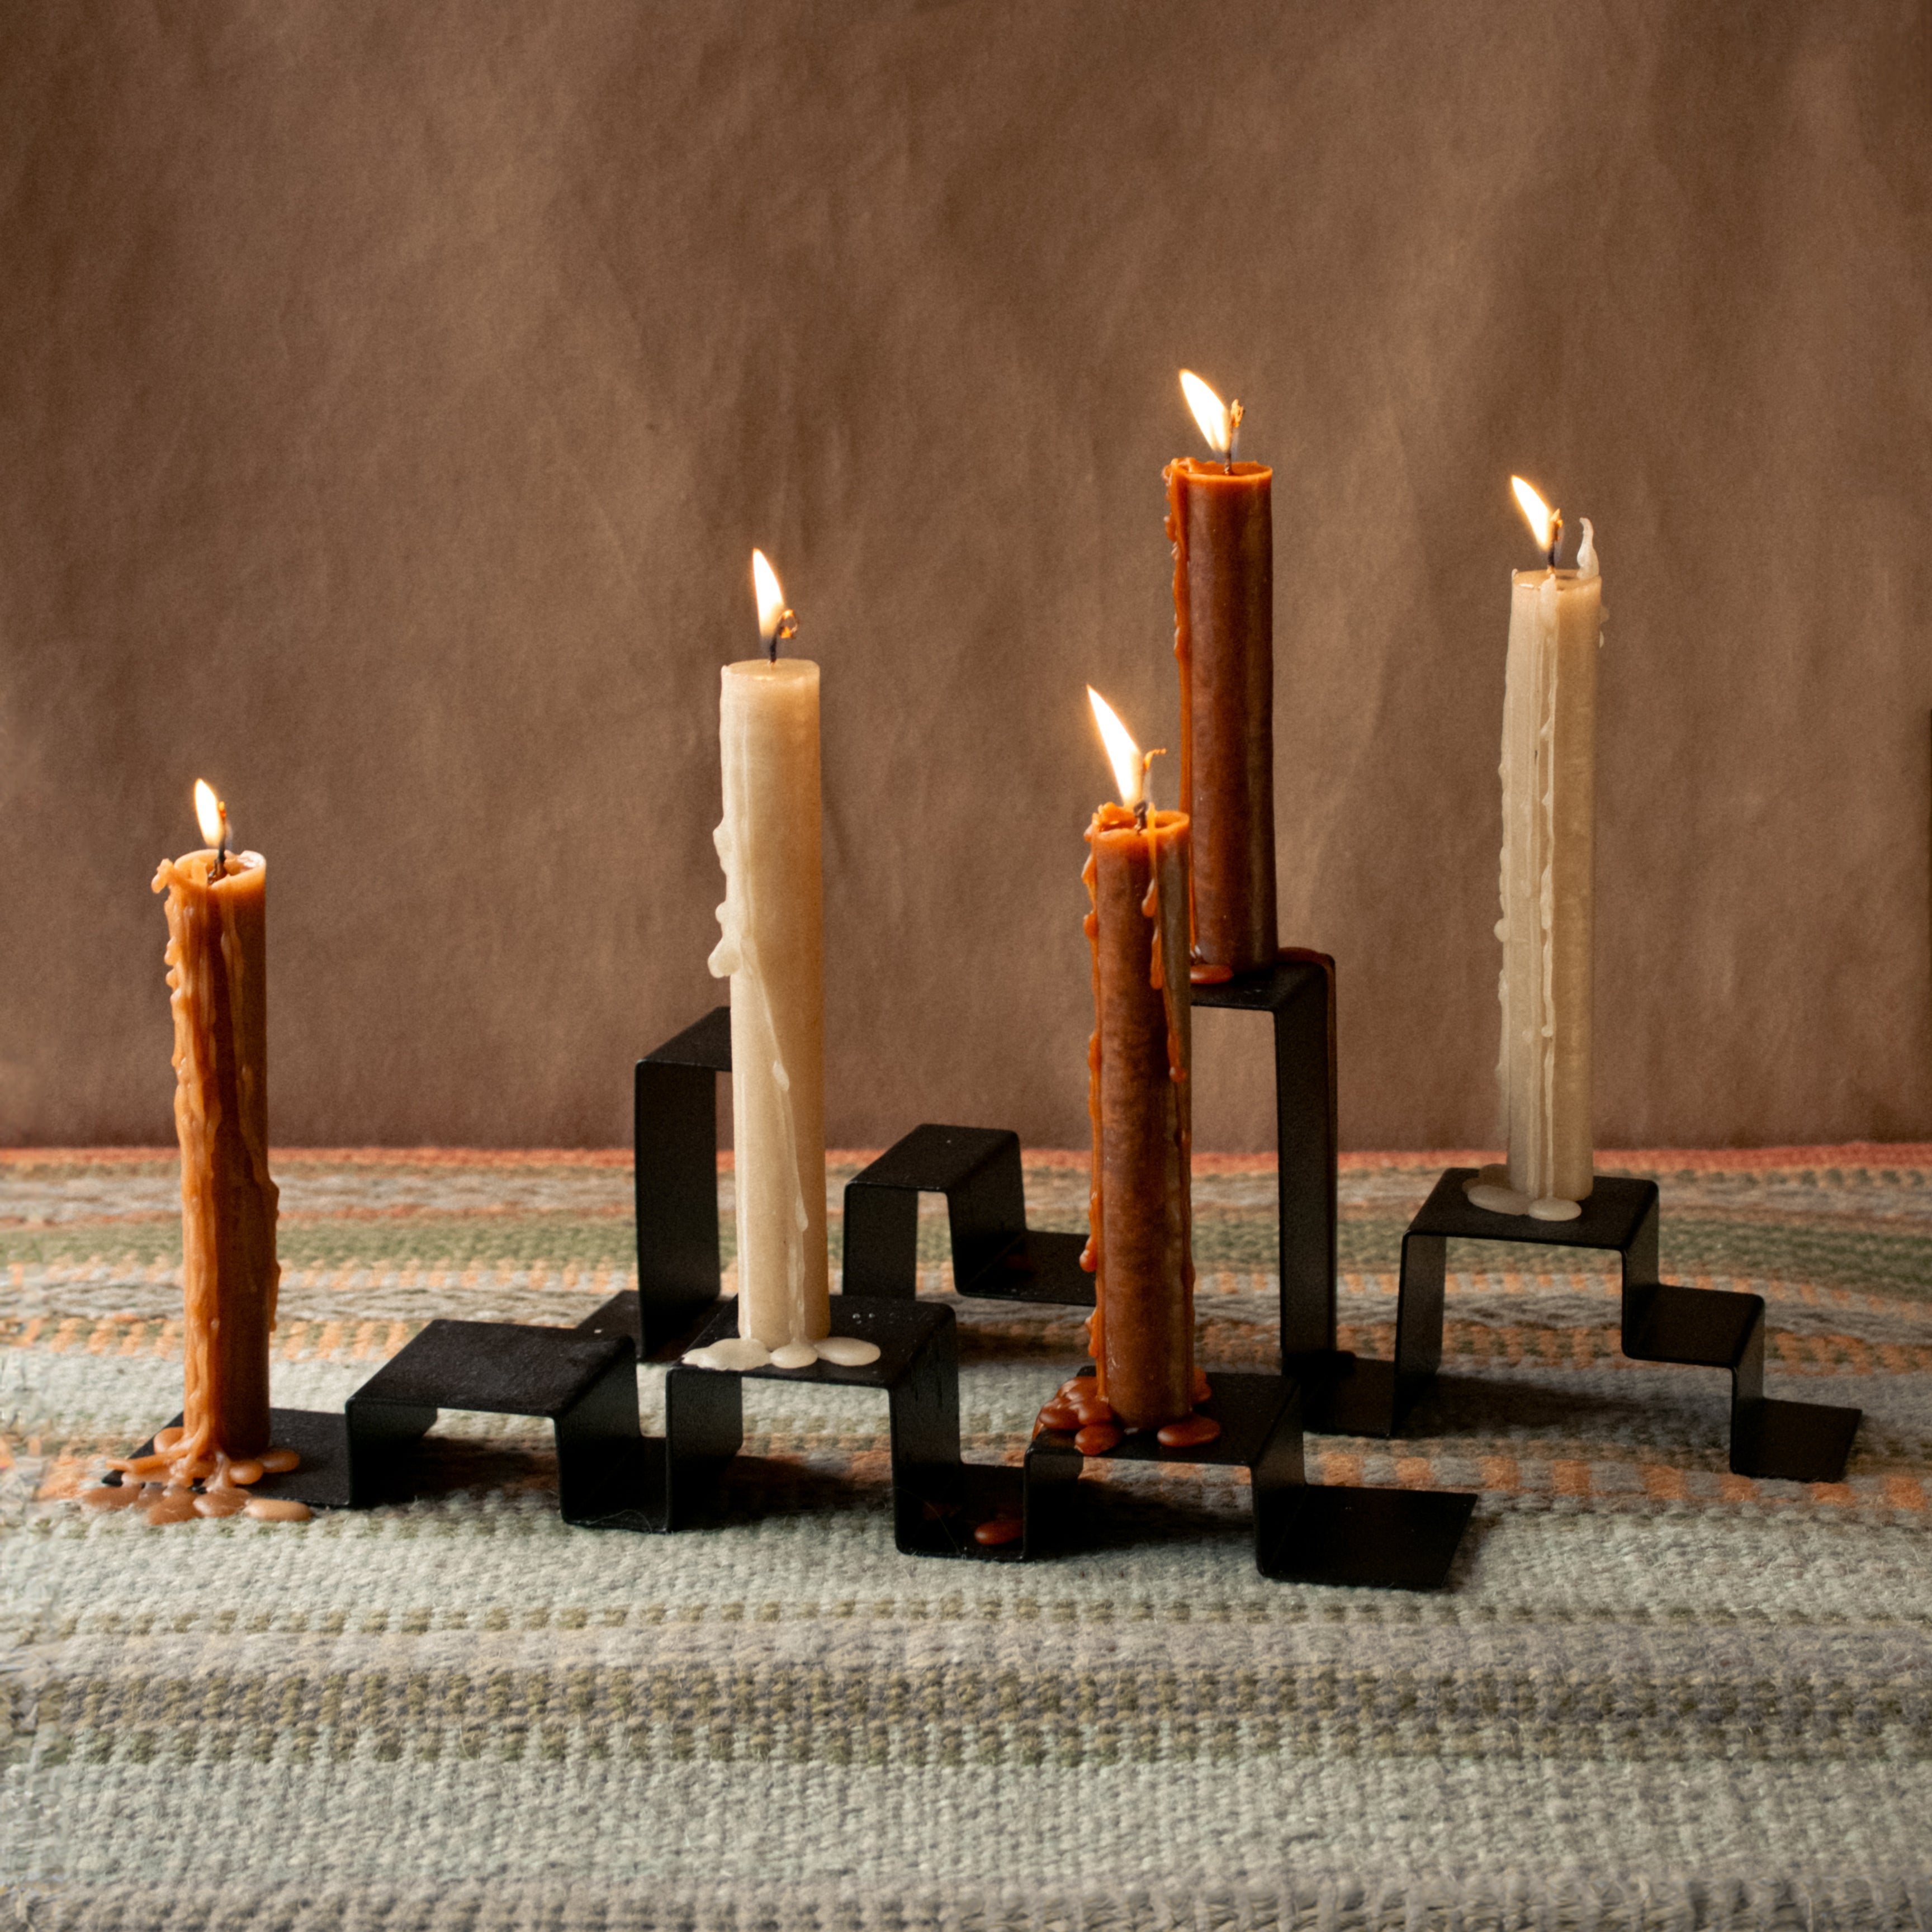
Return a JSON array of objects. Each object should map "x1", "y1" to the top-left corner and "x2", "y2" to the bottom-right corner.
[
  {"x1": 1510, "y1": 476, "x2": 1556, "y2": 555},
  {"x1": 1087, "y1": 687, "x2": 1144, "y2": 808},
  {"x1": 193, "y1": 779, "x2": 225, "y2": 848},
  {"x1": 751, "y1": 548, "x2": 786, "y2": 645},
  {"x1": 1179, "y1": 369, "x2": 1231, "y2": 458}
]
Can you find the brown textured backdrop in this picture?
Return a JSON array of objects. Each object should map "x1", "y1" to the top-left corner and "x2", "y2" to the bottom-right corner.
[{"x1": 2, "y1": 0, "x2": 1929, "y2": 1152}]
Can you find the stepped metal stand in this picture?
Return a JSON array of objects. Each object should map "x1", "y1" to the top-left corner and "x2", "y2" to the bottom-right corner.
[
  {"x1": 342, "y1": 1320, "x2": 660, "y2": 1524},
  {"x1": 830, "y1": 980, "x2": 1475, "y2": 1584},
  {"x1": 569, "y1": 1007, "x2": 1077, "y2": 1559},
  {"x1": 844, "y1": 949, "x2": 1392, "y2": 1434},
  {"x1": 663, "y1": 1297, "x2": 1082, "y2": 1560},
  {"x1": 1036, "y1": 1369, "x2": 1474, "y2": 1590},
  {"x1": 1382, "y1": 1168, "x2": 1862, "y2": 1481},
  {"x1": 596, "y1": 1003, "x2": 1472, "y2": 1585}
]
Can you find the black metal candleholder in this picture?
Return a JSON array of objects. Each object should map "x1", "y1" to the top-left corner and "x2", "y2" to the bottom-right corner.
[
  {"x1": 659, "y1": 1297, "x2": 1083, "y2": 1560},
  {"x1": 1381, "y1": 1168, "x2": 1862, "y2": 1483},
  {"x1": 1035, "y1": 1368, "x2": 1474, "y2": 1590},
  {"x1": 842, "y1": 949, "x2": 1393, "y2": 1434},
  {"x1": 585, "y1": 1002, "x2": 1472, "y2": 1585}
]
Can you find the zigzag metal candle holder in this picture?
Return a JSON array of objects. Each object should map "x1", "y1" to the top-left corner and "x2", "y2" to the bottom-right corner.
[
  {"x1": 584, "y1": 1003, "x2": 1474, "y2": 1587},
  {"x1": 841, "y1": 951, "x2": 1397, "y2": 1434},
  {"x1": 1377, "y1": 1168, "x2": 1861, "y2": 1482}
]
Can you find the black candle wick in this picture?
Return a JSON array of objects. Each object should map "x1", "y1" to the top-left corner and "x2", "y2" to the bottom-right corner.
[
  {"x1": 1226, "y1": 399, "x2": 1244, "y2": 473},
  {"x1": 769, "y1": 608, "x2": 798, "y2": 665},
  {"x1": 1546, "y1": 509, "x2": 1564, "y2": 571}
]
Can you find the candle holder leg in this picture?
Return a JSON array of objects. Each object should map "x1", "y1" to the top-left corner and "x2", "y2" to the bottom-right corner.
[
  {"x1": 1192, "y1": 950, "x2": 1398, "y2": 1433},
  {"x1": 1384, "y1": 1169, "x2": 1862, "y2": 1482},
  {"x1": 1036, "y1": 1370, "x2": 1474, "y2": 1590},
  {"x1": 579, "y1": 1006, "x2": 735, "y2": 1361}
]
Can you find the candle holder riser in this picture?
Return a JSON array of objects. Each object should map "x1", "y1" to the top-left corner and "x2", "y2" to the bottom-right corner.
[{"x1": 1380, "y1": 1169, "x2": 1860, "y2": 1483}]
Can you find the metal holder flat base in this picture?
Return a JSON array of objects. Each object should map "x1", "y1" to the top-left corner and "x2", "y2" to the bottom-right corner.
[
  {"x1": 1385, "y1": 1169, "x2": 1861, "y2": 1483},
  {"x1": 1036, "y1": 1370, "x2": 1474, "y2": 1590},
  {"x1": 116, "y1": 1407, "x2": 354, "y2": 1508}
]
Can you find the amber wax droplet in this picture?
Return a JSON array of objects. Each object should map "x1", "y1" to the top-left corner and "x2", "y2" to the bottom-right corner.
[
  {"x1": 1083, "y1": 803, "x2": 1196, "y2": 1432},
  {"x1": 1164, "y1": 458, "x2": 1277, "y2": 977}
]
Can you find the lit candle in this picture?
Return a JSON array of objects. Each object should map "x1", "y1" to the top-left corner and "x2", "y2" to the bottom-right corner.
[
  {"x1": 692, "y1": 552, "x2": 877, "y2": 1372},
  {"x1": 1164, "y1": 371, "x2": 1277, "y2": 982},
  {"x1": 1038, "y1": 691, "x2": 1217, "y2": 1450},
  {"x1": 101, "y1": 783, "x2": 305, "y2": 1522},
  {"x1": 1468, "y1": 481, "x2": 1603, "y2": 1221}
]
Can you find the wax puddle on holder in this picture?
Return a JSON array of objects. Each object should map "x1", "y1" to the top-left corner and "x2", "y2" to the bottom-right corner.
[{"x1": 683, "y1": 1336, "x2": 882, "y2": 1371}]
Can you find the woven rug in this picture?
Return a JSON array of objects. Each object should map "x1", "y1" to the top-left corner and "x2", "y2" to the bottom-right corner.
[{"x1": 4, "y1": 1145, "x2": 1930, "y2": 1930}]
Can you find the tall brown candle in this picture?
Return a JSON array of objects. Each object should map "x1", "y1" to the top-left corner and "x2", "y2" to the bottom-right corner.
[
  {"x1": 150, "y1": 806, "x2": 279, "y2": 1471},
  {"x1": 1082, "y1": 799, "x2": 1194, "y2": 1431},
  {"x1": 1164, "y1": 380, "x2": 1277, "y2": 981}
]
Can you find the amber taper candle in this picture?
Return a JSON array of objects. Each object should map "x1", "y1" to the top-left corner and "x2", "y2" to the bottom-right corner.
[
  {"x1": 149, "y1": 782, "x2": 280, "y2": 1468},
  {"x1": 1165, "y1": 371, "x2": 1276, "y2": 981},
  {"x1": 1081, "y1": 693, "x2": 1195, "y2": 1433}
]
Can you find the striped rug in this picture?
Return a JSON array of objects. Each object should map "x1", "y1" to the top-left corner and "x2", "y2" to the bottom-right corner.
[{"x1": 4, "y1": 1146, "x2": 1930, "y2": 1929}]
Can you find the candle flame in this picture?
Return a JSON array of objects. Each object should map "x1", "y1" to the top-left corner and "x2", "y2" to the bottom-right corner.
[
  {"x1": 1179, "y1": 370, "x2": 1232, "y2": 458},
  {"x1": 1510, "y1": 476, "x2": 1556, "y2": 555},
  {"x1": 193, "y1": 779, "x2": 225, "y2": 848},
  {"x1": 751, "y1": 548, "x2": 788, "y2": 647},
  {"x1": 1087, "y1": 688, "x2": 1144, "y2": 808}
]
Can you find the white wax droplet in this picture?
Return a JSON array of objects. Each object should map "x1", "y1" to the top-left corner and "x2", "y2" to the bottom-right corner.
[
  {"x1": 1574, "y1": 518, "x2": 1598, "y2": 581},
  {"x1": 1466, "y1": 1181, "x2": 1534, "y2": 1218},
  {"x1": 1528, "y1": 1196, "x2": 1584, "y2": 1221},
  {"x1": 770, "y1": 1058, "x2": 789, "y2": 1092},
  {"x1": 705, "y1": 1337, "x2": 773, "y2": 1371},
  {"x1": 680, "y1": 1345, "x2": 724, "y2": 1370},
  {"x1": 814, "y1": 1337, "x2": 882, "y2": 1368},
  {"x1": 770, "y1": 1341, "x2": 818, "y2": 1370}
]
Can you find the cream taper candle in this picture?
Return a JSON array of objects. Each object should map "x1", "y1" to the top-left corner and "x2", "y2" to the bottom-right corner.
[
  {"x1": 1484, "y1": 481, "x2": 1603, "y2": 1218},
  {"x1": 709, "y1": 690, "x2": 827, "y2": 1342},
  {"x1": 699, "y1": 550, "x2": 855, "y2": 1373}
]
